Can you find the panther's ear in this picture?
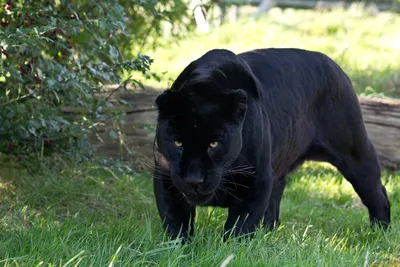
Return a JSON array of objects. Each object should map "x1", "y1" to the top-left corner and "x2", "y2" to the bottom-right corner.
[
  {"x1": 229, "y1": 89, "x2": 248, "y2": 123},
  {"x1": 155, "y1": 89, "x2": 172, "y2": 111},
  {"x1": 155, "y1": 89, "x2": 186, "y2": 118}
]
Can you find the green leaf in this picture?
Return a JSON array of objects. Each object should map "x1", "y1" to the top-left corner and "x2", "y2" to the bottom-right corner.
[
  {"x1": 109, "y1": 130, "x2": 118, "y2": 141},
  {"x1": 109, "y1": 46, "x2": 119, "y2": 61}
]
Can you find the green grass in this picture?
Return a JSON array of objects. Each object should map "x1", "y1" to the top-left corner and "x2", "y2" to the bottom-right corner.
[
  {"x1": 139, "y1": 6, "x2": 400, "y2": 98},
  {"x1": 1, "y1": 160, "x2": 399, "y2": 266}
]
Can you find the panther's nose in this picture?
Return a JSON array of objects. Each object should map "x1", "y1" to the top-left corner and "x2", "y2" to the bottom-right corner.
[{"x1": 184, "y1": 176, "x2": 204, "y2": 187}]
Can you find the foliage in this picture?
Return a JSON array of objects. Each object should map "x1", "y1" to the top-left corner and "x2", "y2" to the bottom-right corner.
[
  {"x1": 118, "y1": 0, "x2": 196, "y2": 52},
  {"x1": 0, "y1": 0, "x2": 193, "y2": 171}
]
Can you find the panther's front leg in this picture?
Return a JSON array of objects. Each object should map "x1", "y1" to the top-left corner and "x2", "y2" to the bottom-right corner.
[
  {"x1": 223, "y1": 170, "x2": 273, "y2": 240},
  {"x1": 153, "y1": 169, "x2": 196, "y2": 241}
]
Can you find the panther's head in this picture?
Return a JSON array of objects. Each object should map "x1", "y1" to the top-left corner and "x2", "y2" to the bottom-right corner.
[{"x1": 154, "y1": 84, "x2": 248, "y2": 205}]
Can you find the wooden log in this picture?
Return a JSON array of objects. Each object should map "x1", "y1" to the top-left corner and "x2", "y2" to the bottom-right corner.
[
  {"x1": 83, "y1": 91, "x2": 400, "y2": 170},
  {"x1": 359, "y1": 96, "x2": 400, "y2": 170}
]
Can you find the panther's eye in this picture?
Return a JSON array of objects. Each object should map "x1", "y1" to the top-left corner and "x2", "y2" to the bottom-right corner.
[
  {"x1": 209, "y1": 141, "x2": 219, "y2": 148},
  {"x1": 174, "y1": 141, "x2": 183, "y2": 147}
]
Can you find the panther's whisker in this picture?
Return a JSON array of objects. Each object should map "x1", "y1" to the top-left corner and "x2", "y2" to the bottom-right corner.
[
  {"x1": 165, "y1": 184, "x2": 175, "y2": 194},
  {"x1": 219, "y1": 184, "x2": 237, "y2": 194},
  {"x1": 223, "y1": 172, "x2": 255, "y2": 177},
  {"x1": 213, "y1": 191, "x2": 220, "y2": 202},
  {"x1": 218, "y1": 186, "x2": 242, "y2": 202},
  {"x1": 228, "y1": 165, "x2": 255, "y2": 171},
  {"x1": 225, "y1": 167, "x2": 255, "y2": 172},
  {"x1": 178, "y1": 194, "x2": 186, "y2": 201},
  {"x1": 238, "y1": 154, "x2": 253, "y2": 165},
  {"x1": 221, "y1": 179, "x2": 249, "y2": 189},
  {"x1": 223, "y1": 170, "x2": 256, "y2": 177},
  {"x1": 224, "y1": 166, "x2": 255, "y2": 173}
]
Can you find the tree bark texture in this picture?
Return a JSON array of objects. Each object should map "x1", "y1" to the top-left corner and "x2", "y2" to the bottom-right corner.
[{"x1": 359, "y1": 96, "x2": 400, "y2": 170}]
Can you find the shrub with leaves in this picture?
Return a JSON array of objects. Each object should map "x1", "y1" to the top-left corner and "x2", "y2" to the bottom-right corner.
[
  {"x1": 0, "y1": 0, "x2": 168, "y2": 170},
  {"x1": 119, "y1": 0, "x2": 195, "y2": 52}
]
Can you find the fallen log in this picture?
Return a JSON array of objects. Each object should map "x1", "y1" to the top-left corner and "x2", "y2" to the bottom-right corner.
[
  {"x1": 84, "y1": 91, "x2": 400, "y2": 170},
  {"x1": 359, "y1": 96, "x2": 400, "y2": 170}
]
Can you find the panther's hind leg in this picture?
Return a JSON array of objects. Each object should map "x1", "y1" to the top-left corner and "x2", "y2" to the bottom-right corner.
[
  {"x1": 324, "y1": 141, "x2": 391, "y2": 229},
  {"x1": 314, "y1": 88, "x2": 391, "y2": 229}
]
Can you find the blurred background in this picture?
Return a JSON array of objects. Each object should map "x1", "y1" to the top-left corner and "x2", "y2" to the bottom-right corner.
[{"x1": 142, "y1": 0, "x2": 400, "y2": 99}]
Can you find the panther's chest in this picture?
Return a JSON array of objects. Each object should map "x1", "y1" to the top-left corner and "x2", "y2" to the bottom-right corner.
[{"x1": 203, "y1": 176, "x2": 254, "y2": 207}]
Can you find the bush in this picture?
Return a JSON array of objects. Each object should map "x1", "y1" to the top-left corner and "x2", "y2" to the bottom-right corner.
[
  {"x1": 119, "y1": 0, "x2": 195, "y2": 52},
  {"x1": 0, "y1": 0, "x2": 192, "y2": 171}
]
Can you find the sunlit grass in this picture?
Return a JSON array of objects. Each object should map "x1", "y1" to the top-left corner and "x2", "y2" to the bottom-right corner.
[
  {"x1": 137, "y1": 7, "x2": 400, "y2": 97},
  {"x1": 1, "y1": 160, "x2": 399, "y2": 266}
]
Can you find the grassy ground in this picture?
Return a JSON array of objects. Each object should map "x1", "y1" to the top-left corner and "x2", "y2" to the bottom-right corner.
[
  {"x1": 1, "y1": 160, "x2": 399, "y2": 266},
  {"x1": 140, "y1": 6, "x2": 400, "y2": 98}
]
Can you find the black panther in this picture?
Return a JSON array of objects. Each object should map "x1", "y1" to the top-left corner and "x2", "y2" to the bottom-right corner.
[{"x1": 152, "y1": 48, "x2": 391, "y2": 240}]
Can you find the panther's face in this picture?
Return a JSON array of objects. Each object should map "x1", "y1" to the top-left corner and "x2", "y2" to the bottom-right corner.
[{"x1": 154, "y1": 87, "x2": 248, "y2": 205}]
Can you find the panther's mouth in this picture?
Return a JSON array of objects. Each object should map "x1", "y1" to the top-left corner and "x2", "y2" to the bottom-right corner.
[{"x1": 183, "y1": 191, "x2": 214, "y2": 206}]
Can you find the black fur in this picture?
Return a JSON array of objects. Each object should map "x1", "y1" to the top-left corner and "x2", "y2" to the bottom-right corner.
[{"x1": 153, "y1": 48, "x2": 391, "y2": 241}]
